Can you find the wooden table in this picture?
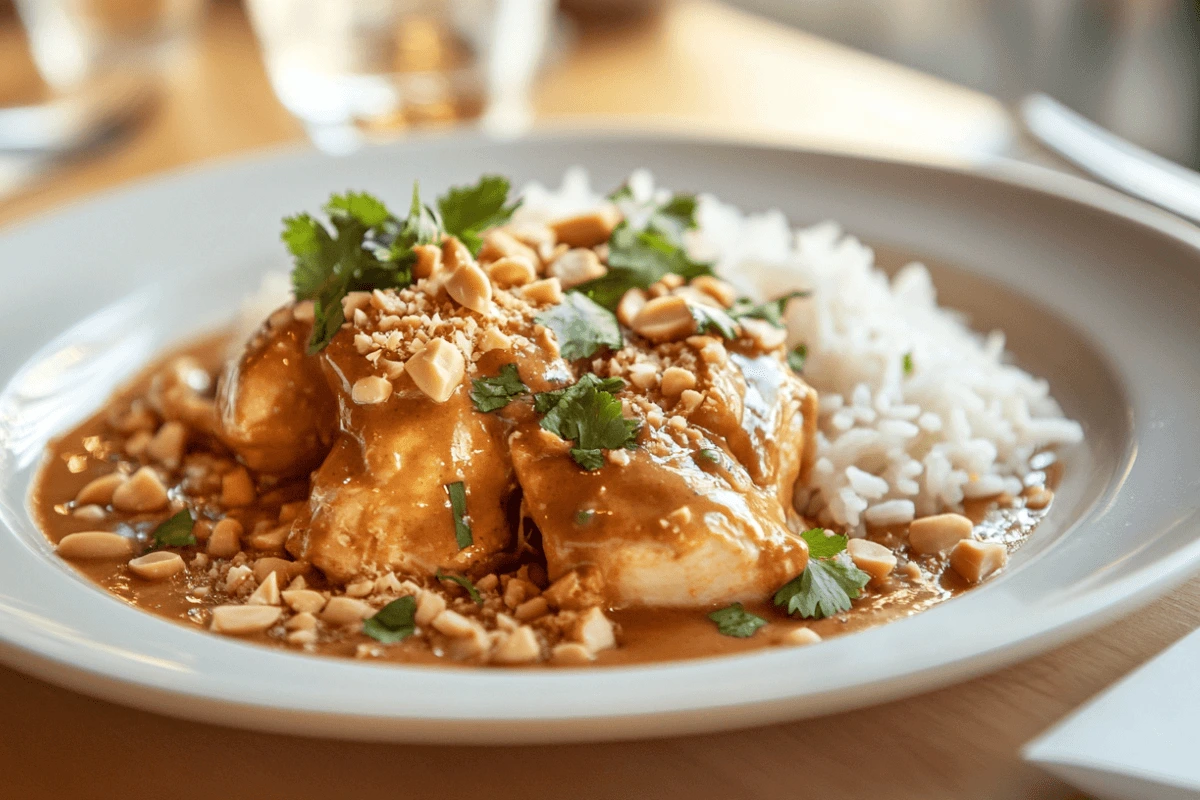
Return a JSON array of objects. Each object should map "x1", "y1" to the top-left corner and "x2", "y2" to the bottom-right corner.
[{"x1": 1, "y1": 3, "x2": 1197, "y2": 798}]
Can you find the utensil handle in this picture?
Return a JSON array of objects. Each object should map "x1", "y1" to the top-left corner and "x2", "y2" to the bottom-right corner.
[{"x1": 1020, "y1": 93, "x2": 1200, "y2": 225}]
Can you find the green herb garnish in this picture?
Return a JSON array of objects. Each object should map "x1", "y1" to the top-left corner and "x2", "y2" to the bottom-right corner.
[
  {"x1": 284, "y1": 176, "x2": 521, "y2": 353},
  {"x1": 707, "y1": 602, "x2": 767, "y2": 638},
  {"x1": 787, "y1": 344, "x2": 807, "y2": 372},
  {"x1": 435, "y1": 569, "x2": 484, "y2": 605},
  {"x1": 285, "y1": 185, "x2": 437, "y2": 354},
  {"x1": 445, "y1": 481, "x2": 472, "y2": 549},
  {"x1": 690, "y1": 303, "x2": 740, "y2": 340},
  {"x1": 729, "y1": 290, "x2": 809, "y2": 328},
  {"x1": 534, "y1": 374, "x2": 624, "y2": 413},
  {"x1": 773, "y1": 528, "x2": 871, "y2": 620},
  {"x1": 437, "y1": 175, "x2": 520, "y2": 256},
  {"x1": 575, "y1": 509, "x2": 596, "y2": 525},
  {"x1": 535, "y1": 292, "x2": 623, "y2": 360},
  {"x1": 799, "y1": 528, "x2": 849, "y2": 559},
  {"x1": 362, "y1": 595, "x2": 418, "y2": 643},
  {"x1": 903, "y1": 351, "x2": 914, "y2": 375},
  {"x1": 469, "y1": 363, "x2": 529, "y2": 413},
  {"x1": 653, "y1": 194, "x2": 701, "y2": 236},
  {"x1": 697, "y1": 448, "x2": 721, "y2": 463},
  {"x1": 149, "y1": 509, "x2": 196, "y2": 550},
  {"x1": 608, "y1": 184, "x2": 700, "y2": 238},
  {"x1": 534, "y1": 374, "x2": 640, "y2": 470},
  {"x1": 577, "y1": 191, "x2": 713, "y2": 310}
]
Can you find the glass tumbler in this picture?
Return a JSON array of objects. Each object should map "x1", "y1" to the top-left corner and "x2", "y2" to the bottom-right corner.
[
  {"x1": 245, "y1": 0, "x2": 554, "y2": 153},
  {"x1": 15, "y1": 0, "x2": 206, "y2": 89}
]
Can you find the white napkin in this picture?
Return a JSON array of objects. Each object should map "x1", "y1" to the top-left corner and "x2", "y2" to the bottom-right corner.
[{"x1": 1023, "y1": 626, "x2": 1200, "y2": 800}]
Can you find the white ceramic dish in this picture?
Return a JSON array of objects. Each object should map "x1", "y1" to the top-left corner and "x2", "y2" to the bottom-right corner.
[{"x1": 1, "y1": 134, "x2": 1199, "y2": 744}]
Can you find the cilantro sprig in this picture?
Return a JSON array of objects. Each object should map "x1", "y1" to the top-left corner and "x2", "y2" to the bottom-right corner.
[
  {"x1": 690, "y1": 303, "x2": 740, "y2": 339},
  {"x1": 438, "y1": 175, "x2": 520, "y2": 256},
  {"x1": 787, "y1": 344, "x2": 807, "y2": 372},
  {"x1": 362, "y1": 595, "x2": 418, "y2": 643},
  {"x1": 285, "y1": 186, "x2": 436, "y2": 353},
  {"x1": 469, "y1": 364, "x2": 529, "y2": 413},
  {"x1": 708, "y1": 603, "x2": 767, "y2": 638},
  {"x1": 283, "y1": 176, "x2": 520, "y2": 353},
  {"x1": 445, "y1": 481, "x2": 472, "y2": 549},
  {"x1": 728, "y1": 290, "x2": 809, "y2": 328},
  {"x1": 148, "y1": 509, "x2": 196, "y2": 551},
  {"x1": 535, "y1": 374, "x2": 640, "y2": 470},
  {"x1": 435, "y1": 569, "x2": 484, "y2": 606},
  {"x1": 773, "y1": 529, "x2": 871, "y2": 620},
  {"x1": 535, "y1": 292, "x2": 623, "y2": 361},
  {"x1": 577, "y1": 192, "x2": 713, "y2": 310}
]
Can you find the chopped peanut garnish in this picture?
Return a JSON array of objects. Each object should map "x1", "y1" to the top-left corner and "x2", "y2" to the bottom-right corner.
[
  {"x1": 405, "y1": 339, "x2": 465, "y2": 402},
  {"x1": 631, "y1": 295, "x2": 695, "y2": 342},
  {"x1": 547, "y1": 248, "x2": 605, "y2": 289},
  {"x1": 549, "y1": 207, "x2": 621, "y2": 248}
]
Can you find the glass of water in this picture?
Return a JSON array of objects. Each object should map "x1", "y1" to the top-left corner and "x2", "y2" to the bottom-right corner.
[
  {"x1": 15, "y1": 0, "x2": 206, "y2": 90},
  {"x1": 245, "y1": 0, "x2": 555, "y2": 154}
]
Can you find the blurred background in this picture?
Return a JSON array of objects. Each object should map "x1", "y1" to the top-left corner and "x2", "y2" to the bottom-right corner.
[{"x1": 1, "y1": 0, "x2": 1198, "y2": 214}]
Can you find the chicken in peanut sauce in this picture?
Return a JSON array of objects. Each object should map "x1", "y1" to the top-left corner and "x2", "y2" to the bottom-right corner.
[{"x1": 33, "y1": 174, "x2": 1070, "y2": 667}]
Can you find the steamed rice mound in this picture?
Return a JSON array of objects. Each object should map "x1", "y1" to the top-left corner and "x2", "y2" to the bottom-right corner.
[{"x1": 513, "y1": 168, "x2": 1084, "y2": 535}]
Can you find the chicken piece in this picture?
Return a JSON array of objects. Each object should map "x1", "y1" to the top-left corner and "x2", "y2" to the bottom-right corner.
[
  {"x1": 511, "y1": 343, "x2": 817, "y2": 608},
  {"x1": 215, "y1": 310, "x2": 336, "y2": 476},
  {"x1": 690, "y1": 349, "x2": 818, "y2": 509},
  {"x1": 287, "y1": 319, "x2": 568, "y2": 584}
]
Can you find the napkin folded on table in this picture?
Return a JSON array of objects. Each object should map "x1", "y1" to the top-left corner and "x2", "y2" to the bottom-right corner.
[{"x1": 1023, "y1": 626, "x2": 1200, "y2": 800}]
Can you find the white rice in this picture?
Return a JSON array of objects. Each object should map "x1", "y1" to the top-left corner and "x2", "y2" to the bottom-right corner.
[{"x1": 513, "y1": 168, "x2": 1084, "y2": 534}]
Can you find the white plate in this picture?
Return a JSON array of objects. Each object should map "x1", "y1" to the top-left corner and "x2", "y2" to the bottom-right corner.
[{"x1": 1, "y1": 133, "x2": 1199, "y2": 744}]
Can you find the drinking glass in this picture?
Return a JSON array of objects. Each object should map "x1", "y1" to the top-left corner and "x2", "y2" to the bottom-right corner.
[
  {"x1": 15, "y1": 0, "x2": 206, "y2": 89},
  {"x1": 245, "y1": 0, "x2": 554, "y2": 154}
]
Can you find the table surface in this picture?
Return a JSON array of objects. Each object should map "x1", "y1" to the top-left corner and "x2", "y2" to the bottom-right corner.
[{"x1": 1, "y1": 3, "x2": 1198, "y2": 798}]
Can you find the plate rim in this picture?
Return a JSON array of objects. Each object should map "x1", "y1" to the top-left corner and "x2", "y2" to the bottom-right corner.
[{"x1": 2, "y1": 130, "x2": 1199, "y2": 743}]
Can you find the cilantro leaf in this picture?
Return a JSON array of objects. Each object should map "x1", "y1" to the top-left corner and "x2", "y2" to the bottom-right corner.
[
  {"x1": 690, "y1": 303, "x2": 740, "y2": 339},
  {"x1": 362, "y1": 595, "x2": 417, "y2": 643},
  {"x1": 575, "y1": 509, "x2": 596, "y2": 525},
  {"x1": 326, "y1": 191, "x2": 391, "y2": 227},
  {"x1": 903, "y1": 351, "x2": 914, "y2": 375},
  {"x1": 729, "y1": 290, "x2": 809, "y2": 328},
  {"x1": 308, "y1": 292, "x2": 350, "y2": 354},
  {"x1": 535, "y1": 374, "x2": 640, "y2": 470},
  {"x1": 435, "y1": 569, "x2": 484, "y2": 605},
  {"x1": 469, "y1": 364, "x2": 529, "y2": 413},
  {"x1": 774, "y1": 555, "x2": 870, "y2": 619},
  {"x1": 697, "y1": 448, "x2": 721, "y2": 463},
  {"x1": 654, "y1": 194, "x2": 700, "y2": 233},
  {"x1": 437, "y1": 175, "x2": 519, "y2": 256},
  {"x1": 150, "y1": 509, "x2": 196, "y2": 549},
  {"x1": 445, "y1": 481, "x2": 472, "y2": 549},
  {"x1": 282, "y1": 213, "x2": 332, "y2": 298},
  {"x1": 607, "y1": 184, "x2": 635, "y2": 202},
  {"x1": 772, "y1": 529, "x2": 871, "y2": 619},
  {"x1": 535, "y1": 293, "x2": 623, "y2": 360},
  {"x1": 579, "y1": 223, "x2": 714, "y2": 309},
  {"x1": 577, "y1": 190, "x2": 711, "y2": 310},
  {"x1": 283, "y1": 187, "x2": 426, "y2": 354},
  {"x1": 533, "y1": 375, "x2": 623, "y2": 414},
  {"x1": 787, "y1": 344, "x2": 807, "y2": 372},
  {"x1": 707, "y1": 603, "x2": 767, "y2": 638},
  {"x1": 569, "y1": 448, "x2": 606, "y2": 470},
  {"x1": 800, "y1": 527, "x2": 849, "y2": 559},
  {"x1": 398, "y1": 182, "x2": 441, "y2": 249}
]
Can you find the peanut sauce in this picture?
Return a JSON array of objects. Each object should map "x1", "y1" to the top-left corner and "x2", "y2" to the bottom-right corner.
[{"x1": 30, "y1": 334, "x2": 1057, "y2": 667}]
